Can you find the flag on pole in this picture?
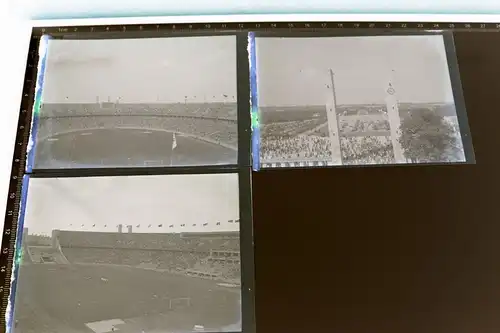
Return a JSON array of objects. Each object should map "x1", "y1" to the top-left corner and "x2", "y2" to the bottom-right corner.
[{"x1": 172, "y1": 133, "x2": 177, "y2": 150}]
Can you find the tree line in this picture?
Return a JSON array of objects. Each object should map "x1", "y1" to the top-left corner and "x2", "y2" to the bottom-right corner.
[{"x1": 398, "y1": 109, "x2": 465, "y2": 163}]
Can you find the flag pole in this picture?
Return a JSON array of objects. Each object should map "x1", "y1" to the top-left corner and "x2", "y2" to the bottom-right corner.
[
  {"x1": 326, "y1": 69, "x2": 343, "y2": 165},
  {"x1": 170, "y1": 132, "x2": 177, "y2": 167},
  {"x1": 385, "y1": 70, "x2": 406, "y2": 163}
]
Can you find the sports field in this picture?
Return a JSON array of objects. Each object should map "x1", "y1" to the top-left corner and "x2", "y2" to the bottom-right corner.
[
  {"x1": 33, "y1": 102, "x2": 239, "y2": 169},
  {"x1": 14, "y1": 264, "x2": 241, "y2": 333},
  {"x1": 34, "y1": 129, "x2": 237, "y2": 168}
]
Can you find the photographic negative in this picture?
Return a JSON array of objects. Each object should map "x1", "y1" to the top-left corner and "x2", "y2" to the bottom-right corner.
[
  {"x1": 254, "y1": 34, "x2": 471, "y2": 168},
  {"x1": 31, "y1": 36, "x2": 238, "y2": 170},
  {"x1": 13, "y1": 173, "x2": 242, "y2": 333}
]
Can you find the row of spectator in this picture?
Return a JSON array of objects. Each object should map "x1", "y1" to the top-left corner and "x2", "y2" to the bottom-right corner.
[
  {"x1": 61, "y1": 247, "x2": 241, "y2": 281},
  {"x1": 260, "y1": 119, "x2": 324, "y2": 138},
  {"x1": 260, "y1": 135, "x2": 333, "y2": 161},
  {"x1": 57, "y1": 230, "x2": 240, "y2": 252},
  {"x1": 39, "y1": 103, "x2": 238, "y2": 120},
  {"x1": 260, "y1": 134, "x2": 397, "y2": 165},
  {"x1": 37, "y1": 115, "x2": 238, "y2": 148}
]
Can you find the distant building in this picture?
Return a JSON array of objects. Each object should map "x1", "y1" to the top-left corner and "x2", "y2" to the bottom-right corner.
[
  {"x1": 100, "y1": 101, "x2": 116, "y2": 109},
  {"x1": 127, "y1": 225, "x2": 133, "y2": 233},
  {"x1": 117, "y1": 224, "x2": 123, "y2": 233}
]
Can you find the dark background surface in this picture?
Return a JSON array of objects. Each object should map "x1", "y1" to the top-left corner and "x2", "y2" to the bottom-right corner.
[{"x1": 252, "y1": 32, "x2": 500, "y2": 333}]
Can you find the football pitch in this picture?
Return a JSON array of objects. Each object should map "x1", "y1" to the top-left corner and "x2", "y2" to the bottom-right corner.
[
  {"x1": 13, "y1": 264, "x2": 241, "y2": 333},
  {"x1": 35, "y1": 129, "x2": 237, "y2": 168}
]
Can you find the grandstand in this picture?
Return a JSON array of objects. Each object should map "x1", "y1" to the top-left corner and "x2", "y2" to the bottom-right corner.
[
  {"x1": 32, "y1": 102, "x2": 238, "y2": 168},
  {"x1": 259, "y1": 103, "x2": 464, "y2": 167},
  {"x1": 51, "y1": 229, "x2": 241, "y2": 281},
  {"x1": 15, "y1": 228, "x2": 242, "y2": 333},
  {"x1": 39, "y1": 102, "x2": 237, "y2": 120}
]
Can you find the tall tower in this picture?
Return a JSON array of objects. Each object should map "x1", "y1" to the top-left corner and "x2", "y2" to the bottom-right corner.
[
  {"x1": 127, "y1": 225, "x2": 133, "y2": 233},
  {"x1": 117, "y1": 224, "x2": 123, "y2": 233},
  {"x1": 385, "y1": 71, "x2": 406, "y2": 163},
  {"x1": 325, "y1": 69, "x2": 343, "y2": 165}
]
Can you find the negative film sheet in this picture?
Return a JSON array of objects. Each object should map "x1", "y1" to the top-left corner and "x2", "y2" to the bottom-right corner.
[
  {"x1": 30, "y1": 35, "x2": 238, "y2": 170},
  {"x1": 13, "y1": 174, "x2": 243, "y2": 333},
  {"x1": 253, "y1": 34, "x2": 473, "y2": 169}
]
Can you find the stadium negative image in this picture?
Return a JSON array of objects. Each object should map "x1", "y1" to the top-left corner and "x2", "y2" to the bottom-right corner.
[
  {"x1": 30, "y1": 35, "x2": 238, "y2": 170},
  {"x1": 13, "y1": 173, "x2": 243, "y2": 333},
  {"x1": 253, "y1": 33, "x2": 473, "y2": 168}
]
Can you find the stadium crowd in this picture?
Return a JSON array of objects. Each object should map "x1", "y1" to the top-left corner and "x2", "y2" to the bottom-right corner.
[
  {"x1": 37, "y1": 103, "x2": 238, "y2": 148},
  {"x1": 40, "y1": 102, "x2": 237, "y2": 120},
  {"x1": 260, "y1": 134, "x2": 395, "y2": 165},
  {"x1": 340, "y1": 137, "x2": 395, "y2": 165},
  {"x1": 260, "y1": 116, "x2": 397, "y2": 165},
  {"x1": 260, "y1": 119, "x2": 324, "y2": 138},
  {"x1": 57, "y1": 231, "x2": 239, "y2": 252},
  {"x1": 340, "y1": 118, "x2": 390, "y2": 133},
  {"x1": 46, "y1": 231, "x2": 242, "y2": 283},
  {"x1": 38, "y1": 115, "x2": 237, "y2": 148},
  {"x1": 260, "y1": 135, "x2": 333, "y2": 161},
  {"x1": 190, "y1": 256, "x2": 241, "y2": 281}
]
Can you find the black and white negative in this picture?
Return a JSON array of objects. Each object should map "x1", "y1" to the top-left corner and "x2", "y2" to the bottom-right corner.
[
  {"x1": 13, "y1": 173, "x2": 242, "y2": 333},
  {"x1": 255, "y1": 34, "x2": 470, "y2": 168},
  {"x1": 31, "y1": 35, "x2": 238, "y2": 170}
]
